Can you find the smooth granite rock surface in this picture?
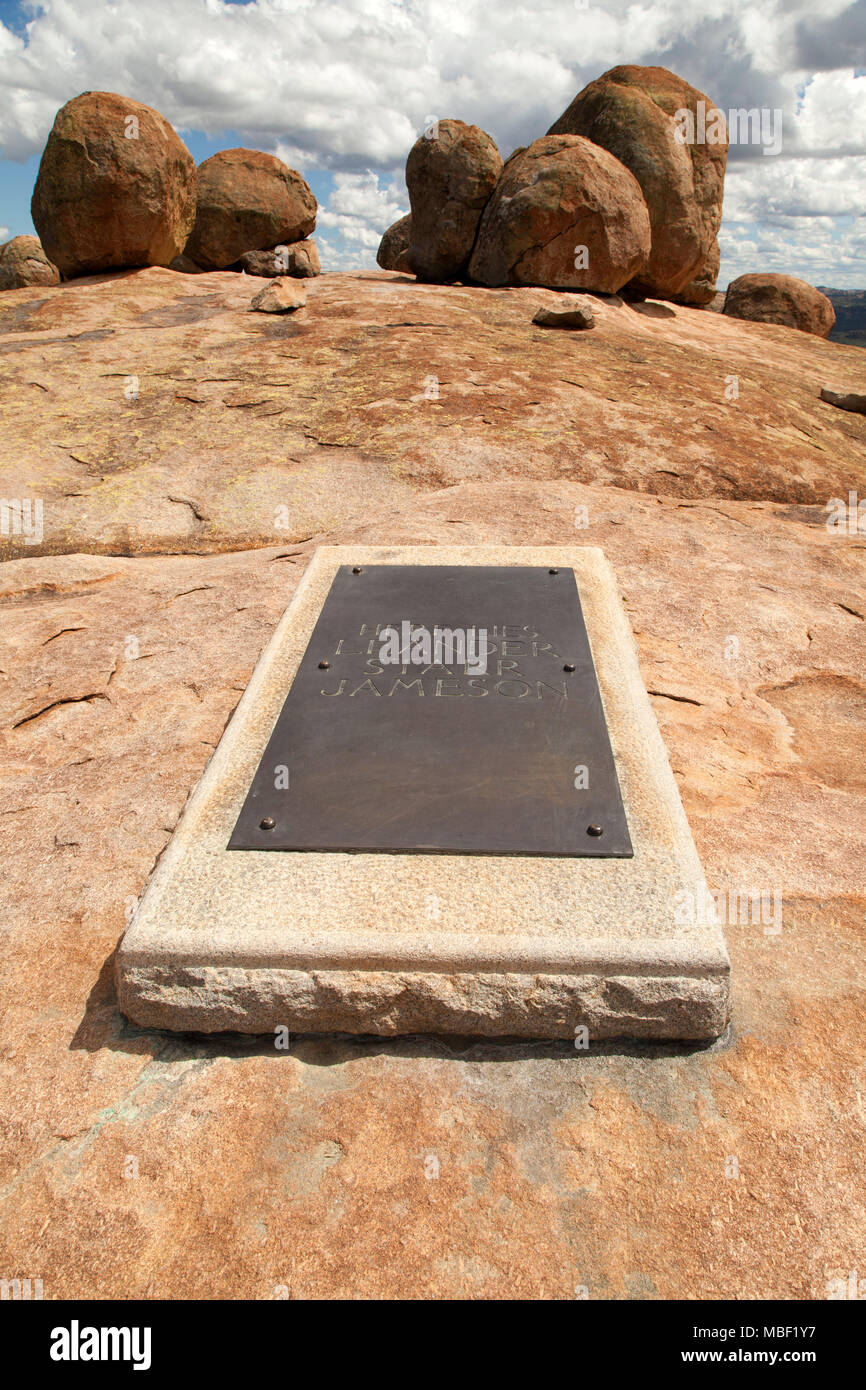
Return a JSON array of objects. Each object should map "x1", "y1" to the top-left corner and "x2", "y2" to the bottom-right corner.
[
  {"x1": 1, "y1": 265, "x2": 864, "y2": 1298},
  {"x1": 1, "y1": 268, "x2": 864, "y2": 561}
]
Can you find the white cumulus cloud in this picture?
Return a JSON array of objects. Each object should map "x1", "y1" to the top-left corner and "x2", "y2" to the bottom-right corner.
[
  {"x1": 316, "y1": 170, "x2": 407, "y2": 256},
  {"x1": 0, "y1": 0, "x2": 864, "y2": 280}
]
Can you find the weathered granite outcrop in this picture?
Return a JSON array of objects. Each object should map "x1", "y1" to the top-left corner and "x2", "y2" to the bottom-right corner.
[
  {"x1": 0, "y1": 265, "x2": 864, "y2": 1300},
  {"x1": 1, "y1": 267, "x2": 863, "y2": 561}
]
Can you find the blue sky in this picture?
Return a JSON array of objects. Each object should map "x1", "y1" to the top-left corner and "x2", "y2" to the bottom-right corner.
[{"x1": 1, "y1": 0, "x2": 865, "y2": 285}]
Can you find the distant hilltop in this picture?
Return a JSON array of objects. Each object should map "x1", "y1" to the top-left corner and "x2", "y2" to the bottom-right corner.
[{"x1": 818, "y1": 289, "x2": 866, "y2": 348}]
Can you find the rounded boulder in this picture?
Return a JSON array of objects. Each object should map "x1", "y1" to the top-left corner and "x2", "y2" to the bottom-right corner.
[
  {"x1": 239, "y1": 240, "x2": 321, "y2": 278},
  {"x1": 0, "y1": 235, "x2": 60, "y2": 290},
  {"x1": 377, "y1": 215, "x2": 412, "y2": 273},
  {"x1": 548, "y1": 65, "x2": 727, "y2": 299},
  {"x1": 31, "y1": 91, "x2": 196, "y2": 278},
  {"x1": 723, "y1": 274, "x2": 836, "y2": 337},
  {"x1": 406, "y1": 121, "x2": 502, "y2": 282},
  {"x1": 468, "y1": 135, "x2": 651, "y2": 294},
  {"x1": 185, "y1": 149, "x2": 317, "y2": 271}
]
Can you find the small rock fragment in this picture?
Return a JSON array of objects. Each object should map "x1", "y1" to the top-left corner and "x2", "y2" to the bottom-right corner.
[
  {"x1": 240, "y1": 239, "x2": 321, "y2": 278},
  {"x1": 532, "y1": 299, "x2": 596, "y2": 330},
  {"x1": 820, "y1": 388, "x2": 866, "y2": 415},
  {"x1": 670, "y1": 236, "x2": 720, "y2": 307},
  {"x1": 168, "y1": 253, "x2": 205, "y2": 275},
  {"x1": 250, "y1": 278, "x2": 307, "y2": 314}
]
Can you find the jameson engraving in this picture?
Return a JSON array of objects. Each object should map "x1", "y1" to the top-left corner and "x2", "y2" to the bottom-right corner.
[
  {"x1": 320, "y1": 621, "x2": 567, "y2": 699},
  {"x1": 229, "y1": 565, "x2": 633, "y2": 856},
  {"x1": 379, "y1": 620, "x2": 489, "y2": 674}
]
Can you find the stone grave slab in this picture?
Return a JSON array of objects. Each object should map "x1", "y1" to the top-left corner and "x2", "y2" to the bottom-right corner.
[{"x1": 116, "y1": 545, "x2": 731, "y2": 1039}]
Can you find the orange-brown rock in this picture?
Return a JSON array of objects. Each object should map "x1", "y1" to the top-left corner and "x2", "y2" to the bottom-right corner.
[
  {"x1": 185, "y1": 149, "x2": 316, "y2": 272},
  {"x1": 0, "y1": 481, "x2": 864, "y2": 1297},
  {"x1": 0, "y1": 265, "x2": 865, "y2": 1298},
  {"x1": 724, "y1": 274, "x2": 836, "y2": 338},
  {"x1": 406, "y1": 120, "x2": 502, "y2": 282},
  {"x1": 239, "y1": 240, "x2": 320, "y2": 278},
  {"x1": 821, "y1": 387, "x2": 866, "y2": 415},
  {"x1": 0, "y1": 267, "x2": 864, "y2": 562},
  {"x1": 168, "y1": 252, "x2": 205, "y2": 275},
  {"x1": 549, "y1": 65, "x2": 727, "y2": 300},
  {"x1": 31, "y1": 92, "x2": 196, "y2": 278},
  {"x1": 249, "y1": 277, "x2": 307, "y2": 313},
  {"x1": 377, "y1": 214, "x2": 412, "y2": 273},
  {"x1": 671, "y1": 235, "x2": 720, "y2": 307},
  {"x1": 0, "y1": 235, "x2": 60, "y2": 289},
  {"x1": 468, "y1": 135, "x2": 651, "y2": 293},
  {"x1": 532, "y1": 295, "x2": 595, "y2": 329}
]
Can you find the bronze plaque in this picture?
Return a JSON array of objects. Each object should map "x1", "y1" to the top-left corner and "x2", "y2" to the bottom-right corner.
[{"x1": 229, "y1": 565, "x2": 632, "y2": 856}]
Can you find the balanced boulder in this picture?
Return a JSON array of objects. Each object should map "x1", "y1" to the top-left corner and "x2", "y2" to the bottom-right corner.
[
  {"x1": 406, "y1": 121, "x2": 502, "y2": 281},
  {"x1": 377, "y1": 214, "x2": 412, "y2": 273},
  {"x1": 31, "y1": 92, "x2": 196, "y2": 278},
  {"x1": 239, "y1": 239, "x2": 320, "y2": 278},
  {"x1": 548, "y1": 65, "x2": 727, "y2": 300},
  {"x1": 185, "y1": 149, "x2": 316, "y2": 271},
  {"x1": 0, "y1": 235, "x2": 60, "y2": 290},
  {"x1": 468, "y1": 135, "x2": 650, "y2": 294},
  {"x1": 723, "y1": 274, "x2": 836, "y2": 337}
]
